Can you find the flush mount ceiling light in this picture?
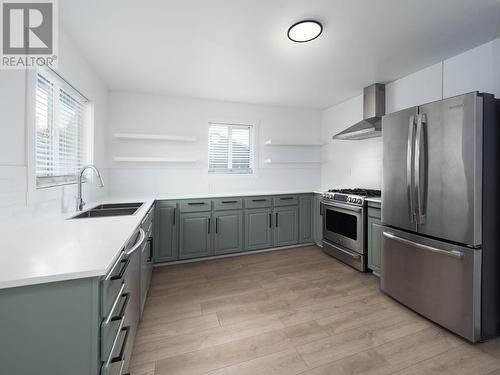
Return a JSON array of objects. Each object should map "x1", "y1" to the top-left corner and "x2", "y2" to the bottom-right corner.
[{"x1": 287, "y1": 20, "x2": 323, "y2": 43}]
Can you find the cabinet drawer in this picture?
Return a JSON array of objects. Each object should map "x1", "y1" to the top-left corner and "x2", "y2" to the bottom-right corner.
[
  {"x1": 141, "y1": 205, "x2": 154, "y2": 231},
  {"x1": 101, "y1": 292, "x2": 129, "y2": 360},
  {"x1": 368, "y1": 207, "x2": 381, "y2": 220},
  {"x1": 101, "y1": 360, "x2": 124, "y2": 375},
  {"x1": 179, "y1": 199, "x2": 212, "y2": 212},
  {"x1": 245, "y1": 196, "x2": 272, "y2": 208},
  {"x1": 273, "y1": 195, "x2": 298, "y2": 207},
  {"x1": 101, "y1": 324, "x2": 130, "y2": 375},
  {"x1": 101, "y1": 251, "x2": 129, "y2": 317},
  {"x1": 213, "y1": 198, "x2": 243, "y2": 211}
]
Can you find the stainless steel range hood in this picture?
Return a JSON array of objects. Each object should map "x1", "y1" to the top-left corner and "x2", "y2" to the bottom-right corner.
[{"x1": 332, "y1": 83, "x2": 385, "y2": 140}]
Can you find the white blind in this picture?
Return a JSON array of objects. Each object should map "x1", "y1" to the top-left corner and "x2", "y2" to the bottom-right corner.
[
  {"x1": 35, "y1": 70, "x2": 89, "y2": 188},
  {"x1": 208, "y1": 123, "x2": 253, "y2": 173}
]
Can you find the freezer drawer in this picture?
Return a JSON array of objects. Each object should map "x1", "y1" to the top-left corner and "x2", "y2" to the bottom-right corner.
[{"x1": 380, "y1": 227, "x2": 481, "y2": 342}]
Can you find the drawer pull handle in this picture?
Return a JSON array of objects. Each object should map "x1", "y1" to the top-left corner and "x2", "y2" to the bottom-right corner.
[
  {"x1": 110, "y1": 293, "x2": 130, "y2": 322},
  {"x1": 104, "y1": 283, "x2": 127, "y2": 325},
  {"x1": 110, "y1": 258, "x2": 130, "y2": 281},
  {"x1": 382, "y1": 232, "x2": 464, "y2": 259},
  {"x1": 173, "y1": 207, "x2": 176, "y2": 225},
  {"x1": 147, "y1": 237, "x2": 153, "y2": 262},
  {"x1": 276, "y1": 212, "x2": 279, "y2": 227},
  {"x1": 280, "y1": 197, "x2": 294, "y2": 200},
  {"x1": 269, "y1": 213, "x2": 272, "y2": 228},
  {"x1": 188, "y1": 202, "x2": 206, "y2": 205},
  {"x1": 126, "y1": 228, "x2": 145, "y2": 256},
  {"x1": 216, "y1": 217, "x2": 219, "y2": 234},
  {"x1": 252, "y1": 199, "x2": 267, "y2": 202},
  {"x1": 222, "y1": 200, "x2": 238, "y2": 204},
  {"x1": 110, "y1": 326, "x2": 130, "y2": 364},
  {"x1": 208, "y1": 218, "x2": 211, "y2": 234}
]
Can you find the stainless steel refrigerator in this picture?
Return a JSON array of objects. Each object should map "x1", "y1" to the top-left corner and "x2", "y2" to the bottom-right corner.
[{"x1": 381, "y1": 91, "x2": 500, "y2": 342}]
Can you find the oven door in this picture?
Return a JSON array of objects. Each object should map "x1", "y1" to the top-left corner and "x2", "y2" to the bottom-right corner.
[{"x1": 322, "y1": 201, "x2": 363, "y2": 254}]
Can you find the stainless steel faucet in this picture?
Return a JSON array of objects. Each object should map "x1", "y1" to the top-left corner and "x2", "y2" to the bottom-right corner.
[{"x1": 76, "y1": 165, "x2": 104, "y2": 211}]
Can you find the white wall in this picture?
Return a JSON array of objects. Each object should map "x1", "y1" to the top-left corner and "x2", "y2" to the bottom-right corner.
[
  {"x1": 0, "y1": 29, "x2": 109, "y2": 219},
  {"x1": 2, "y1": 31, "x2": 499, "y2": 209},
  {"x1": 321, "y1": 95, "x2": 383, "y2": 189},
  {"x1": 107, "y1": 93, "x2": 322, "y2": 196},
  {"x1": 321, "y1": 37, "x2": 500, "y2": 190}
]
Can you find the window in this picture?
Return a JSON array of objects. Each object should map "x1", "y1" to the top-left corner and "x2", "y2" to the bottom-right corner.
[
  {"x1": 35, "y1": 70, "x2": 91, "y2": 188},
  {"x1": 208, "y1": 123, "x2": 253, "y2": 174}
]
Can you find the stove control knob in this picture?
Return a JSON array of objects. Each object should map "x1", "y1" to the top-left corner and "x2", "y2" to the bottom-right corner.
[{"x1": 357, "y1": 199, "x2": 362, "y2": 204}]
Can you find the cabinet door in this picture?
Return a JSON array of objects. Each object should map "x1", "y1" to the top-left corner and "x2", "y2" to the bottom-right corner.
[
  {"x1": 313, "y1": 195, "x2": 323, "y2": 246},
  {"x1": 154, "y1": 202, "x2": 178, "y2": 263},
  {"x1": 214, "y1": 210, "x2": 243, "y2": 255},
  {"x1": 274, "y1": 206, "x2": 298, "y2": 247},
  {"x1": 299, "y1": 195, "x2": 313, "y2": 244},
  {"x1": 140, "y1": 237, "x2": 153, "y2": 316},
  {"x1": 179, "y1": 212, "x2": 212, "y2": 259},
  {"x1": 368, "y1": 216, "x2": 383, "y2": 275},
  {"x1": 245, "y1": 208, "x2": 272, "y2": 251}
]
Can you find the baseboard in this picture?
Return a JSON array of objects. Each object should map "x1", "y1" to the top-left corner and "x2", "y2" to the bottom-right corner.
[{"x1": 153, "y1": 242, "x2": 319, "y2": 267}]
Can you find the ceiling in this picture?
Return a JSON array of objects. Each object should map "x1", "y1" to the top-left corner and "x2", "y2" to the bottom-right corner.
[{"x1": 60, "y1": 0, "x2": 500, "y2": 109}]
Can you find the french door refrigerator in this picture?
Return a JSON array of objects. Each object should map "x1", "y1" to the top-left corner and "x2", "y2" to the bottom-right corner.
[{"x1": 381, "y1": 91, "x2": 500, "y2": 342}]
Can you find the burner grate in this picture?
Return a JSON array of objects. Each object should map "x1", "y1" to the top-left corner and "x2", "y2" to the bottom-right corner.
[{"x1": 327, "y1": 188, "x2": 381, "y2": 197}]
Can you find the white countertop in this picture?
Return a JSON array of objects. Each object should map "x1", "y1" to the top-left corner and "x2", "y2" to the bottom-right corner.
[
  {"x1": 0, "y1": 191, "x2": 320, "y2": 290},
  {"x1": 366, "y1": 197, "x2": 382, "y2": 203},
  {"x1": 0, "y1": 199, "x2": 155, "y2": 290}
]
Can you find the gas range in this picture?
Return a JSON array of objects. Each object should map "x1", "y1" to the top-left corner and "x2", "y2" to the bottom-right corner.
[
  {"x1": 322, "y1": 188, "x2": 381, "y2": 206},
  {"x1": 321, "y1": 188, "x2": 381, "y2": 272}
]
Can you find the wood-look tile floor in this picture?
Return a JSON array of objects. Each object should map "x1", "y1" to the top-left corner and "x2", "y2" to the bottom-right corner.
[{"x1": 130, "y1": 246, "x2": 500, "y2": 375}]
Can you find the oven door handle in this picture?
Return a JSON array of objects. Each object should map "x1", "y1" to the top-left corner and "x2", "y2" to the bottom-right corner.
[{"x1": 322, "y1": 201, "x2": 363, "y2": 213}]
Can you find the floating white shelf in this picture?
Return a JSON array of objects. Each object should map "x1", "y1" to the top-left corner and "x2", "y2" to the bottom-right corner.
[
  {"x1": 264, "y1": 140, "x2": 325, "y2": 147},
  {"x1": 114, "y1": 157, "x2": 198, "y2": 163},
  {"x1": 114, "y1": 133, "x2": 197, "y2": 142},
  {"x1": 264, "y1": 159, "x2": 322, "y2": 164}
]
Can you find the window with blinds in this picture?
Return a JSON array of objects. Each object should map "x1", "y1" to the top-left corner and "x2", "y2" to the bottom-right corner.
[
  {"x1": 35, "y1": 70, "x2": 90, "y2": 188},
  {"x1": 208, "y1": 123, "x2": 253, "y2": 173}
]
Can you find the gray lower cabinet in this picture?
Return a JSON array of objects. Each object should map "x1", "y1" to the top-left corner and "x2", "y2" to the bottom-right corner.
[
  {"x1": 299, "y1": 195, "x2": 314, "y2": 244},
  {"x1": 245, "y1": 208, "x2": 272, "y2": 250},
  {"x1": 0, "y1": 278, "x2": 101, "y2": 375},
  {"x1": 214, "y1": 210, "x2": 244, "y2": 255},
  {"x1": 273, "y1": 206, "x2": 299, "y2": 247},
  {"x1": 154, "y1": 194, "x2": 315, "y2": 263},
  {"x1": 0, "y1": 225, "x2": 149, "y2": 375},
  {"x1": 140, "y1": 205, "x2": 154, "y2": 317},
  {"x1": 367, "y1": 201, "x2": 382, "y2": 276},
  {"x1": 313, "y1": 194, "x2": 323, "y2": 246},
  {"x1": 179, "y1": 212, "x2": 212, "y2": 259},
  {"x1": 154, "y1": 201, "x2": 178, "y2": 263},
  {"x1": 123, "y1": 246, "x2": 141, "y2": 372},
  {"x1": 140, "y1": 237, "x2": 152, "y2": 315}
]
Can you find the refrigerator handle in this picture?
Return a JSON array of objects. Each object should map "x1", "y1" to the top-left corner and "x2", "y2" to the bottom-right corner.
[
  {"x1": 415, "y1": 114, "x2": 427, "y2": 224},
  {"x1": 407, "y1": 115, "x2": 416, "y2": 223}
]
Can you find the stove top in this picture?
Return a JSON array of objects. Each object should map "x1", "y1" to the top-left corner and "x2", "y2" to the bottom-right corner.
[
  {"x1": 327, "y1": 188, "x2": 381, "y2": 197},
  {"x1": 322, "y1": 188, "x2": 381, "y2": 206}
]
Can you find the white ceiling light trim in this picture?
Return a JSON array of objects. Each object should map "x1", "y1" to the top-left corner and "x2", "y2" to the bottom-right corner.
[{"x1": 287, "y1": 20, "x2": 322, "y2": 43}]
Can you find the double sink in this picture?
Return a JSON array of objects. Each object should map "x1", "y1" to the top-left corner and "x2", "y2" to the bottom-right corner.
[{"x1": 71, "y1": 202, "x2": 144, "y2": 219}]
